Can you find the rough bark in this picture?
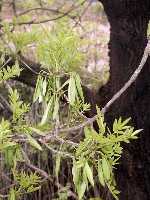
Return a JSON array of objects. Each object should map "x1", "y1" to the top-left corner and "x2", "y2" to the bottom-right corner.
[{"x1": 98, "y1": 1, "x2": 150, "y2": 199}]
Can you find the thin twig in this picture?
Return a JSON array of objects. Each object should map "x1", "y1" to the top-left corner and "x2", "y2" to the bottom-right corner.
[
  {"x1": 18, "y1": 7, "x2": 66, "y2": 16},
  {"x1": 41, "y1": 140, "x2": 74, "y2": 159},
  {"x1": 101, "y1": 39, "x2": 150, "y2": 114},
  {"x1": 19, "y1": 59, "x2": 40, "y2": 75},
  {"x1": 0, "y1": 194, "x2": 8, "y2": 198},
  {"x1": 0, "y1": 58, "x2": 12, "y2": 69},
  {"x1": 40, "y1": 133, "x2": 78, "y2": 147},
  {"x1": 10, "y1": 0, "x2": 87, "y2": 26},
  {"x1": 22, "y1": 149, "x2": 52, "y2": 179},
  {"x1": 25, "y1": 162, "x2": 51, "y2": 180}
]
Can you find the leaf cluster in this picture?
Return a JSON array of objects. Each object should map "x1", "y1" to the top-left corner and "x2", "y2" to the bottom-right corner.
[
  {"x1": 9, "y1": 172, "x2": 41, "y2": 200},
  {"x1": 0, "y1": 62, "x2": 22, "y2": 84},
  {"x1": 36, "y1": 22, "x2": 84, "y2": 72},
  {"x1": 72, "y1": 107, "x2": 141, "y2": 199}
]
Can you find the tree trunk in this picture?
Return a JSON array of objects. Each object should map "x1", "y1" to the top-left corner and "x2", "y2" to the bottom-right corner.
[{"x1": 98, "y1": 1, "x2": 150, "y2": 199}]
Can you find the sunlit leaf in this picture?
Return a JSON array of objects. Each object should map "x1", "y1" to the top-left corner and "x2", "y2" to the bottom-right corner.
[
  {"x1": 29, "y1": 127, "x2": 46, "y2": 136},
  {"x1": 55, "y1": 154, "x2": 61, "y2": 178},
  {"x1": 53, "y1": 97, "x2": 59, "y2": 120},
  {"x1": 78, "y1": 182, "x2": 86, "y2": 200},
  {"x1": 40, "y1": 96, "x2": 54, "y2": 125},
  {"x1": 33, "y1": 75, "x2": 42, "y2": 103},
  {"x1": 42, "y1": 78, "x2": 47, "y2": 96},
  {"x1": 75, "y1": 73, "x2": 84, "y2": 101},
  {"x1": 72, "y1": 160, "x2": 81, "y2": 186},
  {"x1": 68, "y1": 74, "x2": 76, "y2": 105},
  {"x1": 96, "y1": 106, "x2": 106, "y2": 135},
  {"x1": 9, "y1": 189, "x2": 16, "y2": 200},
  {"x1": 98, "y1": 160, "x2": 105, "y2": 187},
  {"x1": 102, "y1": 157, "x2": 111, "y2": 181},
  {"x1": 84, "y1": 162, "x2": 94, "y2": 187}
]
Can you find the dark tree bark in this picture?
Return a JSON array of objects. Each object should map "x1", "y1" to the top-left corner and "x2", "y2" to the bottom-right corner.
[{"x1": 98, "y1": 1, "x2": 150, "y2": 199}]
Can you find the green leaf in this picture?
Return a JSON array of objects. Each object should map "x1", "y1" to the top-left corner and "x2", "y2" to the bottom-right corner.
[
  {"x1": 102, "y1": 157, "x2": 111, "y2": 181},
  {"x1": 29, "y1": 127, "x2": 46, "y2": 136},
  {"x1": 4, "y1": 146, "x2": 18, "y2": 167},
  {"x1": 27, "y1": 134, "x2": 42, "y2": 151},
  {"x1": 39, "y1": 77, "x2": 44, "y2": 103},
  {"x1": 98, "y1": 160, "x2": 105, "y2": 187},
  {"x1": 113, "y1": 117, "x2": 131, "y2": 133},
  {"x1": 121, "y1": 117, "x2": 131, "y2": 126},
  {"x1": 0, "y1": 62, "x2": 22, "y2": 84},
  {"x1": 68, "y1": 74, "x2": 76, "y2": 105},
  {"x1": 27, "y1": 186, "x2": 41, "y2": 193},
  {"x1": 1, "y1": 141, "x2": 16, "y2": 150},
  {"x1": 55, "y1": 154, "x2": 61, "y2": 177},
  {"x1": 75, "y1": 73, "x2": 84, "y2": 101},
  {"x1": 84, "y1": 162, "x2": 94, "y2": 187},
  {"x1": 78, "y1": 182, "x2": 86, "y2": 200},
  {"x1": 132, "y1": 129, "x2": 142, "y2": 136},
  {"x1": 9, "y1": 189, "x2": 16, "y2": 200},
  {"x1": 53, "y1": 97, "x2": 59, "y2": 120},
  {"x1": 72, "y1": 160, "x2": 81, "y2": 186},
  {"x1": 84, "y1": 126, "x2": 92, "y2": 138},
  {"x1": 42, "y1": 78, "x2": 47, "y2": 96},
  {"x1": 83, "y1": 165, "x2": 88, "y2": 188},
  {"x1": 96, "y1": 106, "x2": 106, "y2": 135},
  {"x1": 33, "y1": 75, "x2": 42, "y2": 103},
  {"x1": 9, "y1": 88, "x2": 29, "y2": 121},
  {"x1": 40, "y1": 96, "x2": 53, "y2": 125}
]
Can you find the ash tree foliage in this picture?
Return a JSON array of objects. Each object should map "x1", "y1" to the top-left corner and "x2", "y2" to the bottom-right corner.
[{"x1": 0, "y1": 1, "x2": 142, "y2": 200}]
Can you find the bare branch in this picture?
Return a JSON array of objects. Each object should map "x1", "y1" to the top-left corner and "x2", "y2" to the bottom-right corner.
[
  {"x1": 101, "y1": 39, "x2": 150, "y2": 114},
  {"x1": 41, "y1": 140, "x2": 74, "y2": 159},
  {"x1": 8, "y1": 0, "x2": 87, "y2": 26},
  {"x1": 18, "y1": 7, "x2": 65, "y2": 16},
  {"x1": 25, "y1": 162, "x2": 51, "y2": 180}
]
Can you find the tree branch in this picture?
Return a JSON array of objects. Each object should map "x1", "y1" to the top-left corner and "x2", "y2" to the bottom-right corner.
[
  {"x1": 52, "y1": 38, "x2": 150, "y2": 132},
  {"x1": 7, "y1": 38, "x2": 150, "y2": 148},
  {"x1": 4, "y1": 0, "x2": 87, "y2": 26}
]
